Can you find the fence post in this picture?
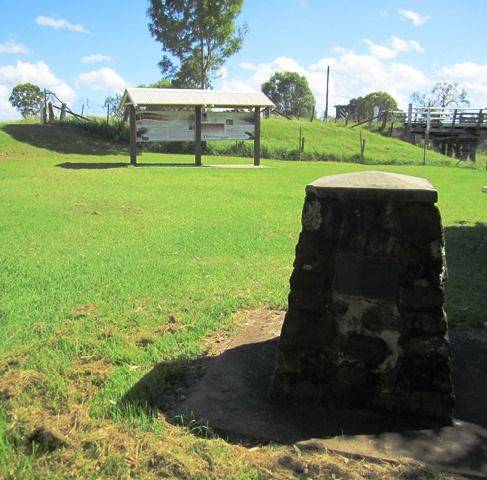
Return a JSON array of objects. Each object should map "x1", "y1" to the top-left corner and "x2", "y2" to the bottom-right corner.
[
  {"x1": 423, "y1": 107, "x2": 431, "y2": 166},
  {"x1": 129, "y1": 105, "x2": 137, "y2": 166},
  {"x1": 48, "y1": 102, "x2": 55, "y2": 122},
  {"x1": 407, "y1": 103, "x2": 413, "y2": 141},
  {"x1": 195, "y1": 105, "x2": 202, "y2": 166},
  {"x1": 253, "y1": 106, "x2": 261, "y2": 166}
]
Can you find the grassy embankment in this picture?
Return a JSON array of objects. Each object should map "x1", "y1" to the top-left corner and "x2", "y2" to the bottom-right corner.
[
  {"x1": 63, "y1": 115, "x2": 479, "y2": 166},
  {"x1": 0, "y1": 122, "x2": 485, "y2": 478}
]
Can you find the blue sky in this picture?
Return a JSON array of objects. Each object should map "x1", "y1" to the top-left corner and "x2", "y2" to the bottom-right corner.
[{"x1": 1, "y1": 0, "x2": 486, "y2": 119}]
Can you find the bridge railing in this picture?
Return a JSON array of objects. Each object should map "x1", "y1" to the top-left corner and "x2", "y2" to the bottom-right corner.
[{"x1": 405, "y1": 106, "x2": 486, "y2": 128}]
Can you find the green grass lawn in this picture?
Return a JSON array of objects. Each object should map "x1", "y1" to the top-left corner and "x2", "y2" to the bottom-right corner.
[{"x1": 0, "y1": 122, "x2": 485, "y2": 479}]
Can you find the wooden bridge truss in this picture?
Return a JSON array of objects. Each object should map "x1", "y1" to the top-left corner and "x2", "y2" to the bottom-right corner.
[{"x1": 403, "y1": 106, "x2": 487, "y2": 161}]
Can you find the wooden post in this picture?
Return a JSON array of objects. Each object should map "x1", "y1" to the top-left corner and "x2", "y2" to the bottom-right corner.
[
  {"x1": 254, "y1": 107, "x2": 261, "y2": 166},
  {"x1": 380, "y1": 110, "x2": 388, "y2": 131},
  {"x1": 43, "y1": 89, "x2": 48, "y2": 125},
  {"x1": 423, "y1": 107, "x2": 431, "y2": 166},
  {"x1": 129, "y1": 104, "x2": 137, "y2": 166},
  {"x1": 469, "y1": 142, "x2": 477, "y2": 162},
  {"x1": 407, "y1": 103, "x2": 413, "y2": 141},
  {"x1": 48, "y1": 102, "x2": 54, "y2": 122},
  {"x1": 359, "y1": 130, "x2": 366, "y2": 161},
  {"x1": 60, "y1": 103, "x2": 67, "y2": 120},
  {"x1": 324, "y1": 66, "x2": 330, "y2": 120},
  {"x1": 452, "y1": 109, "x2": 457, "y2": 128},
  {"x1": 195, "y1": 105, "x2": 202, "y2": 166}
]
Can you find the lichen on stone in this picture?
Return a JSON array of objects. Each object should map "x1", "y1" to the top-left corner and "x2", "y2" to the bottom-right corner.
[{"x1": 301, "y1": 200, "x2": 322, "y2": 231}]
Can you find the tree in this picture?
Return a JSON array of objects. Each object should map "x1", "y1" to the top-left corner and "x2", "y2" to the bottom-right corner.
[
  {"x1": 9, "y1": 83, "x2": 44, "y2": 118},
  {"x1": 137, "y1": 79, "x2": 174, "y2": 88},
  {"x1": 411, "y1": 82, "x2": 469, "y2": 108},
  {"x1": 147, "y1": 0, "x2": 247, "y2": 89},
  {"x1": 347, "y1": 91, "x2": 398, "y2": 120},
  {"x1": 261, "y1": 72, "x2": 315, "y2": 118},
  {"x1": 104, "y1": 94, "x2": 124, "y2": 119}
]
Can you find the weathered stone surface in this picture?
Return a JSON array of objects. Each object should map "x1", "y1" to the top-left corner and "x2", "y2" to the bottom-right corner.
[
  {"x1": 271, "y1": 171, "x2": 454, "y2": 423},
  {"x1": 306, "y1": 171, "x2": 438, "y2": 202}
]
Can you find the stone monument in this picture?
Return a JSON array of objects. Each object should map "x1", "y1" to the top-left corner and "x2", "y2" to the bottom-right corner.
[{"x1": 271, "y1": 171, "x2": 454, "y2": 423}]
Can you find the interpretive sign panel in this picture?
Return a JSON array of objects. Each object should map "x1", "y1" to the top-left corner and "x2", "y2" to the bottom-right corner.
[{"x1": 136, "y1": 110, "x2": 254, "y2": 142}]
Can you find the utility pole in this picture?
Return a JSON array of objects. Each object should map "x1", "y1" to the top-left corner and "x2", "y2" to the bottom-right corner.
[{"x1": 324, "y1": 66, "x2": 330, "y2": 120}]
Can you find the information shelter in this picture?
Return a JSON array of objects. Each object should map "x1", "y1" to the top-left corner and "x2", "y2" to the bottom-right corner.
[{"x1": 120, "y1": 88, "x2": 274, "y2": 166}]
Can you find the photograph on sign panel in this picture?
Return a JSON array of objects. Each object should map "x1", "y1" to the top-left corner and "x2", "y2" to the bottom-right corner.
[{"x1": 136, "y1": 110, "x2": 254, "y2": 142}]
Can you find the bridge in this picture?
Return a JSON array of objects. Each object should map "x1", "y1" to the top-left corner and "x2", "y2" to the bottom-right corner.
[{"x1": 403, "y1": 106, "x2": 487, "y2": 161}]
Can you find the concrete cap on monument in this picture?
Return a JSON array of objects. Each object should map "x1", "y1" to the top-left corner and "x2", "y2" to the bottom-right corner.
[{"x1": 306, "y1": 171, "x2": 438, "y2": 203}]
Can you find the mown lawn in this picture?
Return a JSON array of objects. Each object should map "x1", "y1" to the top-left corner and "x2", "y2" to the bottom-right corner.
[{"x1": 0, "y1": 123, "x2": 485, "y2": 479}]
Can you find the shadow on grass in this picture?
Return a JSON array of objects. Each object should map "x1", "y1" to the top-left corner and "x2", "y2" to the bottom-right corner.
[
  {"x1": 444, "y1": 222, "x2": 487, "y2": 328},
  {"x1": 56, "y1": 162, "x2": 129, "y2": 170},
  {"x1": 3, "y1": 123, "x2": 127, "y2": 156},
  {"x1": 122, "y1": 330, "x2": 487, "y2": 476},
  {"x1": 121, "y1": 356, "x2": 210, "y2": 414},
  {"x1": 56, "y1": 162, "x2": 199, "y2": 169}
]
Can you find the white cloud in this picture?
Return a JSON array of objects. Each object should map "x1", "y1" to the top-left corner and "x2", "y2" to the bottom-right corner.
[
  {"x1": 0, "y1": 60, "x2": 77, "y2": 119},
  {"x1": 363, "y1": 36, "x2": 423, "y2": 60},
  {"x1": 219, "y1": 48, "x2": 431, "y2": 113},
  {"x1": 239, "y1": 61, "x2": 257, "y2": 71},
  {"x1": 390, "y1": 36, "x2": 423, "y2": 53},
  {"x1": 0, "y1": 85, "x2": 16, "y2": 119},
  {"x1": 76, "y1": 67, "x2": 127, "y2": 92},
  {"x1": 439, "y1": 62, "x2": 487, "y2": 105},
  {"x1": 363, "y1": 39, "x2": 396, "y2": 60},
  {"x1": 0, "y1": 61, "x2": 76, "y2": 103},
  {"x1": 398, "y1": 9, "x2": 430, "y2": 26},
  {"x1": 36, "y1": 15, "x2": 89, "y2": 34},
  {"x1": 82, "y1": 54, "x2": 113, "y2": 64},
  {"x1": 0, "y1": 40, "x2": 29, "y2": 55}
]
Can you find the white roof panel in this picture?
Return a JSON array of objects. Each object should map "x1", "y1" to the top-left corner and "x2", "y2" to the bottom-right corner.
[{"x1": 121, "y1": 88, "x2": 274, "y2": 108}]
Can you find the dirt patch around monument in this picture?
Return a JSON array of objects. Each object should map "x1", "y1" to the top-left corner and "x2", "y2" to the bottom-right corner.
[{"x1": 168, "y1": 308, "x2": 487, "y2": 478}]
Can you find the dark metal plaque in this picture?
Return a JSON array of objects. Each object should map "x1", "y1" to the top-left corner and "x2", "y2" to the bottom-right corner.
[{"x1": 333, "y1": 253, "x2": 399, "y2": 298}]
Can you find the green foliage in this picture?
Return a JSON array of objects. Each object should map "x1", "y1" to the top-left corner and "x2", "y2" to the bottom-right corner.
[
  {"x1": 147, "y1": 0, "x2": 247, "y2": 88},
  {"x1": 411, "y1": 82, "x2": 470, "y2": 108},
  {"x1": 61, "y1": 117, "x2": 129, "y2": 142},
  {"x1": 262, "y1": 72, "x2": 315, "y2": 119},
  {"x1": 8, "y1": 83, "x2": 43, "y2": 118},
  {"x1": 348, "y1": 91, "x2": 398, "y2": 120},
  {"x1": 104, "y1": 94, "x2": 124, "y2": 119},
  {"x1": 137, "y1": 78, "x2": 174, "y2": 88}
]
